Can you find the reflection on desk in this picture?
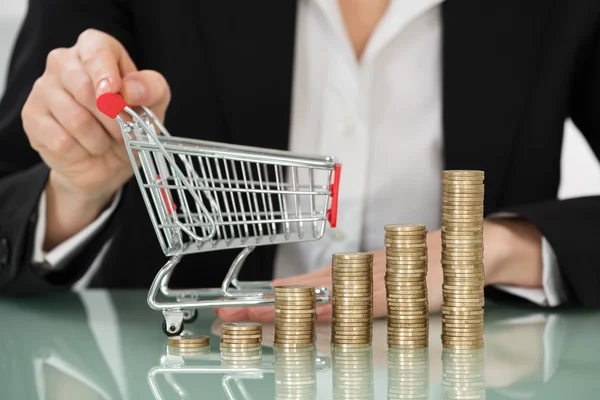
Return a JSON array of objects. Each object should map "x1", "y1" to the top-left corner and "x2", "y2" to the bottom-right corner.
[{"x1": 1, "y1": 290, "x2": 600, "y2": 399}]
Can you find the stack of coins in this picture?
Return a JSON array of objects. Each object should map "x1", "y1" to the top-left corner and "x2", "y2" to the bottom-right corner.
[
  {"x1": 331, "y1": 252, "x2": 374, "y2": 348},
  {"x1": 220, "y1": 322, "x2": 263, "y2": 363},
  {"x1": 273, "y1": 286, "x2": 317, "y2": 348},
  {"x1": 332, "y1": 347, "x2": 374, "y2": 400},
  {"x1": 384, "y1": 224, "x2": 429, "y2": 349},
  {"x1": 168, "y1": 334, "x2": 210, "y2": 354},
  {"x1": 274, "y1": 347, "x2": 317, "y2": 400},
  {"x1": 442, "y1": 349, "x2": 486, "y2": 399},
  {"x1": 387, "y1": 348, "x2": 429, "y2": 400},
  {"x1": 441, "y1": 170, "x2": 485, "y2": 350}
]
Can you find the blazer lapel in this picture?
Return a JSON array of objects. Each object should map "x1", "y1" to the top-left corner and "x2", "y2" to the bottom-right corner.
[
  {"x1": 441, "y1": 0, "x2": 554, "y2": 212},
  {"x1": 193, "y1": 1, "x2": 299, "y2": 152}
]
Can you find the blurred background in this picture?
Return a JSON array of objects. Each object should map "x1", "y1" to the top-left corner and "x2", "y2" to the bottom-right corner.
[{"x1": 1, "y1": 0, "x2": 598, "y2": 199}]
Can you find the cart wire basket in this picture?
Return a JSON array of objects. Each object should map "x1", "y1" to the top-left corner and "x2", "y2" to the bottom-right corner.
[{"x1": 97, "y1": 93, "x2": 342, "y2": 336}]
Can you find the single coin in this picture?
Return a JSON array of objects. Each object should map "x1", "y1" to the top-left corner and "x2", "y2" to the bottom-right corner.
[
  {"x1": 441, "y1": 226, "x2": 483, "y2": 234},
  {"x1": 442, "y1": 170, "x2": 484, "y2": 178},
  {"x1": 168, "y1": 334, "x2": 210, "y2": 346},
  {"x1": 332, "y1": 252, "x2": 374, "y2": 260},
  {"x1": 221, "y1": 332, "x2": 262, "y2": 339},
  {"x1": 384, "y1": 224, "x2": 427, "y2": 232},
  {"x1": 274, "y1": 285, "x2": 315, "y2": 292},
  {"x1": 441, "y1": 179, "x2": 484, "y2": 185}
]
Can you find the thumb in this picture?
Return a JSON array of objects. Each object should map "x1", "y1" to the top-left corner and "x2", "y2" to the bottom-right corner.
[{"x1": 121, "y1": 70, "x2": 171, "y2": 121}]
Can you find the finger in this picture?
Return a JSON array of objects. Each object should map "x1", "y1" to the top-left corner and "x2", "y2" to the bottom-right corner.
[
  {"x1": 45, "y1": 80, "x2": 112, "y2": 156},
  {"x1": 26, "y1": 112, "x2": 89, "y2": 164},
  {"x1": 23, "y1": 81, "x2": 89, "y2": 163},
  {"x1": 215, "y1": 307, "x2": 250, "y2": 322},
  {"x1": 58, "y1": 56, "x2": 124, "y2": 142},
  {"x1": 121, "y1": 70, "x2": 171, "y2": 111},
  {"x1": 75, "y1": 29, "x2": 136, "y2": 95}
]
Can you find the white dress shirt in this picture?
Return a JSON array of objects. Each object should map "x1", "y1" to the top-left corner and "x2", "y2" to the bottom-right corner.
[{"x1": 33, "y1": 0, "x2": 565, "y2": 307}]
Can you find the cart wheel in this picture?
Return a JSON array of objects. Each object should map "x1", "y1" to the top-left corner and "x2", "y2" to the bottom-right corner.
[
  {"x1": 183, "y1": 309, "x2": 198, "y2": 324},
  {"x1": 162, "y1": 320, "x2": 184, "y2": 337}
]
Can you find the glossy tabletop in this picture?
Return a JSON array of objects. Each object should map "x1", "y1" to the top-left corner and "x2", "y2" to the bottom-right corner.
[{"x1": 1, "y1": 290, "x2": 599, "y2": 399}]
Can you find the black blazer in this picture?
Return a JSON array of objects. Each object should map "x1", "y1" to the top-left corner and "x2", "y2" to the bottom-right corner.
[{"x1": 0, "y1": 0, "x2": 599, "y2": 304}]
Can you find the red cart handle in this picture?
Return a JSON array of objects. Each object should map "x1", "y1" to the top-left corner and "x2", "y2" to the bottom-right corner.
[
  {"x1": 327, "y1": 164, "x2": 342, "y2": 228},
  {"x1": 97, "y1": 93, "x2": 128, "y2": 119}
]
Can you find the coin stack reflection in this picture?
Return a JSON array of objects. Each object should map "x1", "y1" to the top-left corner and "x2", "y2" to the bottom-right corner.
[
  {"x1": 220, "y1": 322, "x2": 263, "y2": 367},
  {"x1": 332, "y1": 347, "x2": 374, "y2": 400},
  {"x1": 274, "y1": 286, "x2": 317, "y2": 348},
  {"x1": 384, "y1": 224, "x2": 429, "y2": 349},
  {"x1": 442, "y1": 349, "x2": 486, "y2": 400},
  {"x1": 331, "y1": 252, "x2": 374, "y2": 348},
  {"x1": 441, "y1": 170, "x2": 485, "y2": 350},
  {"x1": 274, "y1": 347, "x2": 317, "y2": 400},
  {"x1": 387, "y1": 348, "x2": 429, "y2": 400}
]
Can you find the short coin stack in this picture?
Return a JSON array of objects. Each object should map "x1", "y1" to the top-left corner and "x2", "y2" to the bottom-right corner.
[
  {"x1": 384, "y1": 224, "x2": 429, "y2": 349},
  {"x1": 273, "y1": 286, "x2": 317, "y2": 348},
  {"x1": 332, "y1": 347, "x2": 374, "y2": 400},
  {"x1": 442, "y1": 349, "x2": 486, "y2": 399},
  {"x1": 331, "y1": 252, "x2": 374, "y2": 348},
  {"x1": 168, "y1": 334, "x2": 210, "y2": 355},
  {"x1": 274, "y1": 347, "x2": 317, "y2": 400},
  {"x1": 387, "y1": 348, "x2": 429, "y2": 400},
  {"x1": 220, "y1": 322, "x2": 263, "y2": 364},
  {"x1": 441, "y1": 170, "x2": 485, "y2": 350}
]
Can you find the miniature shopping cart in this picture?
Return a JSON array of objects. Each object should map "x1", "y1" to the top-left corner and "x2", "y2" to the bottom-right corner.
[{"x1": 97, "y1": 93, "x2": 341, "y2": 336}]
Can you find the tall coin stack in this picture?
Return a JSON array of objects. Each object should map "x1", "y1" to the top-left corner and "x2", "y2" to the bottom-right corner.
[
  {"x1": 384, "y1": 224, "x2": 429, "y2": 349},
  {"x1": 387, "y1": 348, "x2": 429, "y2": 400},
  {"x1": 441, "y1": 170, "x2": 485, "y2": 350},
  {"x1": 332, "y1": 347, "x2": 374, "y2": 400},
  {"x1": 220, "y1": 322, "x2": 263, "y2": 365},
  {"x1": 274, "y1": 347, "x2": 317, "y2": 400},
  {"x1": 273, "y1": 286, "x2": 317, "y2": 348},
  {"x1": 442, "y1": 349, "x2": 486, "y2": 399},
  {"x1": 331, "y1": 252, "x2": 374, "y2": 348}
]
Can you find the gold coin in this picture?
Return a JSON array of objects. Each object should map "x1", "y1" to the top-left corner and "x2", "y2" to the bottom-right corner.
[
  {"x1": 385, "y1": 234, "x2": 428, "y2": 241},
  {"x1": 221, "y1": 333, "x2": 262, "y2": 340},
  {"x1": 442, "y1": 226, "x2": 483, "y2": 233},
  {"x1": 388, "y1": 323, "x2": 428, "y2": 329},
  {"x1": 332, "y1": 252, "x2": 374, "y2": 260},
  {"x1": 441, "y1": 178, "x2": 484, "y2": 185},
  {"x1": 441, "y1": 227, "x2": 484, "y2": 235},
  {"x1": 168, "y1": 334, "x2": 210, "y2": 346},
  {"x1": 441, "y1": 196, "x2": 484, "y2": 203},
  {"x1": 274, "y1": 285, "x2": 315, "y2": 292},
  {"x1": 442, "y1": 170, "x2": 484, "y2": 178},
  {"x1": 442, "y1": 214, "x2": 484, "y2": 221},
  {"x1": 385, "y1": 243, "x2": 427, "y2": 249},
  {"x1": 220, "y1": 342, "x2": 265, "y2": 348},
  {"x1": 384, "y1": 224, "x2": 427, "y2": 232},
  {"x1": 442, "y1": 185, "x2": 485, "y2": 192},
  {"x1": 221, "y1": 322, "x2": 262, "y2": 330}
]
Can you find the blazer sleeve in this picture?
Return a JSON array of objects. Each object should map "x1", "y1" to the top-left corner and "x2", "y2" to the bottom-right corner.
[
  {"x1": 501, "y1": 22, "x2": 600, "y2": 307},
  {"x1": 0, "y1": 0, "x2": 135, "y2": 295}
]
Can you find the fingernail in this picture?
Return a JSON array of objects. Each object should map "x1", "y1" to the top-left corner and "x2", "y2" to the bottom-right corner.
[
  {"x1": 316, "y1": 305, "x2": 328, "y2": 316},
  {"x1": 97, "y1": 79, "x2": 110, "y2": 95},
  {"x1": 123, "y1": 79, "x2": 146, "y2": 103}
]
